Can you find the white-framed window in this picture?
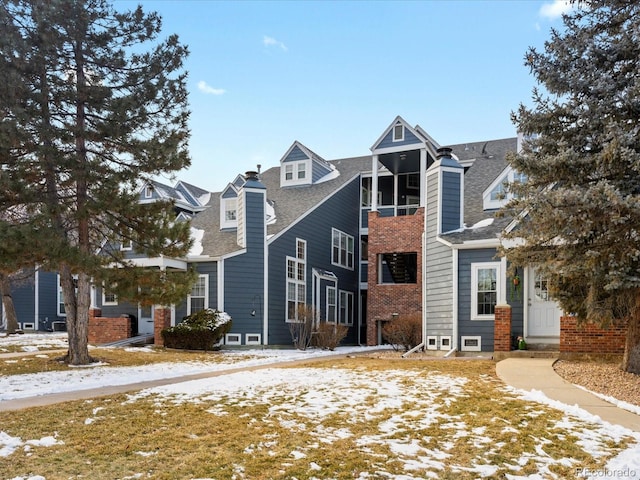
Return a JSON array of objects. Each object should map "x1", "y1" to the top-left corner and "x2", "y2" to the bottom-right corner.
[
  {"x1": 187, "y1": 274, "x2": 208, "y2": 315},
  {"x1": 426, "y1": 336, "x2": 438, "y2": 350},
  {"x1": 57, "y1": 274, "x2": 78, "y2": 317},
  {"x1": 326, "y1": 286, "x2": 337, "y2": 323},
  {"x1": 297, "y1": 162, "x2": 306, "y2": 179},
  {"x1": 440, "y1": 336, "x2": 452, "y2": 350},
  {"x1": 144, "y1": 185, "x2": 153, "y2": 198},
  {"x1": 282, "y1": 161, "x2": 310, "y2": 186},
  {"x1": 483, "y1": 168, "x2": 528, "y2": 210},
  {"x1": 393, "y1": 124, "x2": 404, "y2": 142},
  {"x1": 339, "y1": 290, "x2": 354, "y2": 326},
  {"x1": 220, "y1": 197, "x2": 238, "y2": 229},
  {"x1": 471, "y1": 262, "x2": 501, "y2": 320},
  {"x1": 245, "y1": 333, "x2": 261, "y2": 345},
  {"x1": 461, "y1": 336, "x2": 482, "y2": 352},
  {"x1": 286, "y1": 239, "x2": 306, "y2": 322},
  {"x1": 102, "y1": 284, "x2": 117, "y2": 306},
  {"x1": 120, "y1": 237, "x2": 132, "y2": 251},
  {"x1": 225, "y1": 333, "x2": 241, "y2": 346},
  {"x1": 406, "y1": 173, "x2": 419, "y2": 189},
  {"x1": 332, "y1": 228, "x2": 354, "y2": 270}
]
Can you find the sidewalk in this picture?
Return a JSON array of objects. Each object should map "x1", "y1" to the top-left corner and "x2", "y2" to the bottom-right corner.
[{"x1": 496, "y1": 357, "x2": 640, "y2": 432}]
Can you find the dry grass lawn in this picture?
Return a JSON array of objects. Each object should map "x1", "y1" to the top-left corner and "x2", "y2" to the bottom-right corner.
[{"x1": 0, "y1": 356, "x2": 632, "y2": 479}]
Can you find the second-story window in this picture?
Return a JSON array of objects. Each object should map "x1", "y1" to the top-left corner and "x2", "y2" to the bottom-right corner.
[{"x1": 332, "y1": 228, "x2": 354, "y2": 270}]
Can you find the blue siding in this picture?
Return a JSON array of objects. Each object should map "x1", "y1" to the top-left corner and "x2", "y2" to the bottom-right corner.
[
  {"x1": 375, "y1": 127, "x2": 422, "y2": 150},
  {"x1": 10, "y1": 272, "x2": 36, "y2": 327},
  {"x1": 223, "y1": 188, "x2": 265, "y2": 343},
  {"x1": 175, "y1": 183, "x2": 197, "y2": 206},
  {"x1": 311, "y1": 162, "x2": 332, "y2": 183},
  {"x1": 457, "y1": 249, "x2": 499, "y2": 352},
  {"x1": 37, "y1": 270, "x2": 64, "y2": 330},
  {"x1": 283, "y1": 145, "x2": 309, "y2": 163},
  {"x1": 441, "y1": 171, "x2": 462, "y2": 232},
  {"x1": 268, "y1": 177, "x2": 361, "y2": 345},
  {"x1": 221, "y1": 187, "x2": 237, "y2": 199}
]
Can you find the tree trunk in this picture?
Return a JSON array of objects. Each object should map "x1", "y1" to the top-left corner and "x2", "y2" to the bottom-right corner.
[
  {"x1": 61, "y1": 267, "x2": 93, "y2": 365},
  {"x1": 621, "y1": 289, "x2": 640, "y2": 374},
  {"x1": 0, "y1": 272, "x2": 20, "y2": 334}
]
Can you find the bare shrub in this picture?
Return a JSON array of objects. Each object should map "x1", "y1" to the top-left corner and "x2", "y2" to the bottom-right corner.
[
  {"x1": 313, "y1": 322, "x2": 349, "y2": 351},
  {"x1": 289, "y1": 304, "x2": 316, "y2": 350},
  {"x1": 382, "y1": 314, "x2": 422, "y2": 351}
]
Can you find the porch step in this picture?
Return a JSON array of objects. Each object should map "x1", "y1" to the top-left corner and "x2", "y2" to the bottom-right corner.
[{"x1": 99, "y1": 334, "x2": 154, "y2": 348}]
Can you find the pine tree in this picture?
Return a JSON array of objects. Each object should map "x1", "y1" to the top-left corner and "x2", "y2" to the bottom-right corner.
[
  {"x1": 0, "y1": 0, "x2": 196, "y2": 364},
  {"x1": 502, "y1": 0, "x2": 640, "y2": 373}
]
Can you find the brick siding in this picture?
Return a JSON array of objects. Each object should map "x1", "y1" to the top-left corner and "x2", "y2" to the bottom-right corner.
[
  {"x1": 88, "y1": 308, "x2": 132, "y2": 345},
  {"x1": 494, "y1": 304, "x2": 512, "y2": 352},
  {"x1": 560, "y1": 316, "x2": 626, "y2": 354},
  {"x1": 154, "y1": 306, "x2": 172, "y2": 346},
  {"x1": 366, "y1": 209, "x2": 423, "y2": 346}
]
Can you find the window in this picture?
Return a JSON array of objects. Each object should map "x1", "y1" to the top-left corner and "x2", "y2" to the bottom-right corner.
[
  {"x1": 297, "y1": 162, "x2": 306, "y2": 179},
  {"x1": 406, "y1": 173, "x2": 419, "y2": 189},
  {"x1": 393, "y1": 124, "x2": 404, "y2": 142},
  {"x1": 144, "y1": 185, "x2": 153, "y2": 198},
  {"x1": 339, "y1": 290, "x2": 354, "y2": 326},
  {"x1": 461, "y1": 336, "x2": 482, "y2": 352},
  {"x1": 378, "y1": 253, "x2": 417, "y2": 284},
  {"x1": 120, "y1": 238, "x2": 133, "y2": 251},
  {"x1": 287, "y1": 239, "x2": 306, "y2": 322},
  {"x1": 326, "y1": 286, "x2": 336, "y2": 323},
  {"x1": 282, "y1": 161, "x2": 309, "y2": 186},
  {"x1": 57, "y1": 275, "x2": 78, "y2": 316},
  {"x1": 225, "y1": 199, "x2": 237, "y2": 221},
  {"x1": 332, "y1": 228, "x2": 354, "y2": 270},
  {"x1": 471, "y1": 262, "x2": 501, "y2": 320},
  {"x1": 285, "y1": 164, "x2": 294, "y2": 181},
  {"x1": 102, "y1": 285, "x2": 117, "y2": 306},
  {"x1": 483, "y1": 169, "x2": 528, "y2": 210},
  {"x1": 188, "y1": 274, "x2": 208, "y2": 314}
]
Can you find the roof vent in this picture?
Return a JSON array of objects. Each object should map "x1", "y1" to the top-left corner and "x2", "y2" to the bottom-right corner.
[{"x1": 436, "y1": 147, "x2": 453, "y2": 159}]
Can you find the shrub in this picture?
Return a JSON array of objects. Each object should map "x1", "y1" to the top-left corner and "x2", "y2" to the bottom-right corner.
[
  {"x1": 313, "y1": 322, "x2": 349, "y2": 351},
  {"x1": 161, "y1": 309, "x2": 232, "y2": 351},
  {"x1": 289, "y1": 304, "x2": 316, "y2": 350},
  {"x1": 382, "y1": 314, "x2": 421, "y2": 351}
]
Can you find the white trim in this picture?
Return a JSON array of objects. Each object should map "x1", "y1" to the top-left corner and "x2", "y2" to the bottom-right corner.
[
  {"x1": 461, "y1": 335, "x2": 482, "y2": 352},
  {"x1": 263, "y1": 192, "x2": 269, "y2": 345},
  {"x1": 392, "y1": 123, "x2": 405, "y2": 142},
  {"x1": 220, "y1": 196, "x2": 238, "y2": 229},
  {"x1": 326, "y1": 285, "x2": 337, "y2": 323},
  {"x1": 34, "y1": 268, "x2": 39, "y2": 328},
  {"x1": 245, "y1": 333, "x2": 261, "y2": 345},
  {"x1": 22, "y1": 322, "x2": 35, "y2": 330},
  {"x1": 187, "y1": 274, "x2": 209, "y2": 315},
  {"x1": 225, "y1": 333, "x2": 241, "y2": 346},
  {"x1": 439, "y1": 336, "x2": 452, "y2": 351},
  {"x1": 452, "y1": 249, "x2": 459, "y2": 351},
  {"x1": 281, "y1": 159, "x2": 311, "y2": 187},
  {"x1": 470, "y1": 262, "x2": 502, "y2": 321},
  {"x1": 338, "y1": 289, "x2": 354, "y2": 326},
  {"x1": 217, "y1": 260, "x2": 225, "y2": 312},
  {"x1": 426, "y1": 336, "x2": 438, "y2": 350},
  {"x1": 102, "y1": 284, "x2": 118, "y2": 306},
  {"x1": 267, "y1": 174, "x2": 361, "y2": 245},
  {"x1": 144, "y1": 185, "x2": 153, "y2": 198},
  {"x1": 331, "y1": 228, "x2": 354, "y2": 270}
]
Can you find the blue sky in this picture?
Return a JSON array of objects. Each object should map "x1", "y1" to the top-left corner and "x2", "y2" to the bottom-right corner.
[{"x1": 122, "y1": 0, "x2": 572, "y2": 193}]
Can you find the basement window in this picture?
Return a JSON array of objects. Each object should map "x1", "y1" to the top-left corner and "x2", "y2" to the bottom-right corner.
[{"x1": 378, "y1": 253, "x2": 417, "y2": 284}]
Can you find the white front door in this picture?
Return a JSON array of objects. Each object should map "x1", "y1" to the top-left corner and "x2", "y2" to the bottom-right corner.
[
  {"x1": 138, "y1": 304, "x2": 155, "y2": 335},
  {"x1": 527, "y1": 268, "x2": 562, "y2": 339}
]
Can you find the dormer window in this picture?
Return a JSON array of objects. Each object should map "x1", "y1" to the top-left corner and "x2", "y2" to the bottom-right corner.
[
  {"x1": 144, "y1": 185, "x2": 153, "y2": 198},
  {"x1": 281, "y1": 160, "x2": 310, "y2": 186},
  {"x1": 221, "y1": 197, "x2": 238, "y2": 229},
  {"x1": 483, "y1": 168, "x2": 528, "y2": 210},
  {"x1": 393, "y1": 124, "x2": 404, "y2": 142},
  {"x1": 297, "y1": 162, "x2": 306, "y2": 179}
]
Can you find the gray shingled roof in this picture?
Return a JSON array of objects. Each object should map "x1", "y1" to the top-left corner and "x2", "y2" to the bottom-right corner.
[
  {"x1": 190, "y1": 155, "x2": 372, "y2": 258},
  {"x1": 188, "y1": 136, "x2": 518, "y2": 256},
  {"x1": 442, "y1": 137, "x2": 518, "y2": 244}
]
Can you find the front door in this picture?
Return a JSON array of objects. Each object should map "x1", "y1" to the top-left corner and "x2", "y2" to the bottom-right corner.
[
  {"x1": 138, "y1": 304, "x2": 155, "y2": 335},
  {"x1": 527, "y1": 268, "x2": 562, "y2": 338}
]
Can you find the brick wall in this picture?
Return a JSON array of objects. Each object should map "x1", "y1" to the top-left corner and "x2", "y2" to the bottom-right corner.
[
  {"x1": 494, "y1": 304, "x2": 512, "y2": 352},
  {"x1": 366, "y1": 209, "x2": 423, "y2": 346},
  {"x1": 88, "y1": 308, "x2": 132, "y2": 345},
  {"x1": 154, "y1": 306, "x2": 172, "y2": 346},
  {"x1": 560, "y1": 316, "x2": 626, "y2": 354}
]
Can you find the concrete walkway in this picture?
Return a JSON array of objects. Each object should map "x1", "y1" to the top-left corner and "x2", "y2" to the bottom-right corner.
[{"x1": 496, "y1": 357, "x2": 640, "y2": 432}]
